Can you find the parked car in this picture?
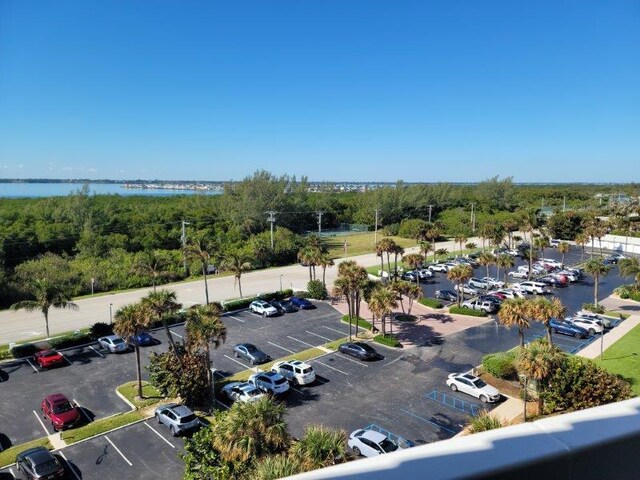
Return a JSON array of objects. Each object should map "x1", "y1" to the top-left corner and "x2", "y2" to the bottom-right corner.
[
  {"x1": 482, "y1": 277, "x2": 505, "y2": 289},
  {"x1": 270, "y1": 300, "x2": 298, "y2": 314},
  {"x1": 513, "y1": 281, "x2": 549, "y2": 295},
  {"x1": 127, "y1": 331, "x2": 154, "y2": 347},
  {"x1": 428, "y1": 264, "x2": 449, "y2": 273},
  {"x1": 34, "y1": 350, "x2": 65, "y2": 369},
  {"x1": 603, "y1": 255, "x2": 619, "y2": 265},
  {"x1": 493, "y1": 289, "x2": 524, "y2": 299},
  {"x1": 509, "y1": 270, "x2": 528, "y2": 279},
  {"x1": 549, "y1": 239, "x2": 561, "y2": 248},
  {"x1": 154, "y1": 403, "x2": 202, "y2": 436},
  {"x1": 462, "y1": 299, "x2": 498, "y2": 313},
  {"x1": 348, "y1": 429, "x2": 398, "y2": 458},
  {"x1": 540, "y1": 258, "x2": 563, "y2": 268},
  {"x1": 468, "y1": 278, "x2": 490, "y2": 290},
  {"x1": 290, "y1": 297, "x2": 314, "y2": 309},
  {"x1": 15, "y1": 447, "x2": 65, "y2": 480},
  {"x1": 567, "y1": 316, "x2": 604, "y2": 335},
  {"x1": 416, "y1": 269, "x2": 435, "y2": 280},
  {"x1": 338, "y1": 342, "x2": 381, "y2": 361},
  {"x1": 221, "y1": 382, "x2": 265, "y2": 403},
  {"x1": 454, "y1": 284, "x2": 479, "y2": 296},
  {"x1": 435, "y1": 290, "x2": 458, "y2": 302},
  {"x1": 401, "y1": 271, "x2": 419, "y2": 282},
  {"x1": 250, "y1": 300, "x2": 278, "y2": 317},
  {"x1": 540, "y1": 276, "x2": 565, "y2": 288},
  {"x1": 479, "y1": 295, "x2": 503, "y2": 307},
  {"x1": 549, "y1": 319, "x2": 590, "y2": 339},
  {"x1": 575, "y1": 311, "x2": 614, "y2": 329},
  {"x1": 97, "y1": 335, "x2": 129, "y2": 353},
  {"x1": 233, "y1": 343, "x2": 272, "y2": 364},
  {"x1": 271, "y1": 360, "x2": 316, "y2": 385},
  {"x1": 248, "y1": 371, "x2": 290, "y2": 395},
  {"x1": 556, "y1": 270, "x2": 578, "y2": 282},
  {"x1": 486, "y1": 291, "x2": 507, "y2": 300},
  {"x1": 41, "y1": 393, "x2": 81, "y2": 431},
  {"x1": 446, "y1": 373, "x2": 501, "y2": 403}
]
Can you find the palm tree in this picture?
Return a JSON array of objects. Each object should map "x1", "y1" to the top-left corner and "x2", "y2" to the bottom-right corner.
[
  {"x1": 291, "y1": 425, "x2": 349, "y2": 470},
  {"x1": 528, "y1": 296, "x2": 566, "y2": 346},
  {"x1": 298, "y1": 246, "x2": 316, "y2": 281},
  {"x1": 454, "y1": 234, "x2": 468, "y2": 257},
  {"x1": 185, "y1": 303, "x2": 227, "y2": 391},
  {"x1": 419, "y1": 241, "x2": 432, "y2": 262},
  {"x1": 520, "y1": 209, "x2": 539, "y2": 279},
  {"x1": 517, "y1": 340, "x2": 563, "y2": 414},
  {"x1": 425, "y1": 223, "x2": 442, "y2": 262},
  {"x1": 375, "y1": 238, "x2": 396, "y2": 277},
  {"x1": 222, "y1": 248, "x2": 253, "y2": 298},
  {"x1": 618, "y1": 257, "x2": 640, "y2": 285},
  {"x1": 210, "y1": 397, "x2": 289, "y2": 463},
  {"x1": 334, "y1": 261, "x2": 369, "y2": 340},
  {"x1": 479, "y1": 223, "x2": 493, "y2": 252},
  {"x1": 132, "y1": 250, "x2": 170, "y2": 292},
  {"x1": 583, "y1": 259, "x2": 612, "y2": 307},
  {"x1": 557, "y1": 242, "x2": 570, "y2": 266},
  {"x1": 447, "y1": 264, "x2": 473, "y2": 307},
  {"x1": 185, "y1": 233, "x2": 215, "y2": 304},
  {"x1": 113, "y1": 302, "x2": 152, "y2": 398},
  {"x1": 368, "y1": 285, "x2": 397, "y2": 335},
  {"x1": 497, "y1": 298, "x2": 530, "y2": 347},
  {"x1": 503, "y1": 219, "x2": 519, "y2": 248},
  {"x1": 391, "y1": 243, "x2": 405, "y2": 279},
  {"x1": 496, "y1": 253, "x2": 515, "y2": 286},
  {"x1": 11, "y1": 279, "x2": 78, "y2": 338},
  {"x1": 402, "y1": 253, "x2": 424, "y2": 285},
  {"x1": 574, "y1": 232, "x2": 588, "y2": 260},
  {"x1": 478, "y1": 252, "x2": 496, "y2": 279},
  {"x1": 318, "y1": 253, "x2": 335, "y2": 287},
  {"x1": 534, "y1": 236, "x2": 550, "y2": 262},
  {"x1": 142, "y1": 289, "x2": 182, "y2": 359},
  {"x1": 435, "y1": 248, "x2": 448, "y2": 260}
]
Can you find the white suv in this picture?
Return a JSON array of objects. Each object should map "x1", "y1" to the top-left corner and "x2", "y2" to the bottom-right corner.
[
  {"x1": 514, "y1": 281, "x2": 549, "y2": 295},
  {"x1": 249, "y1": 300, "x2": 278, "y2": 317},
  {"x1": 462, "y1": 299, "x2": 497, "y2": 314},
  {"x1": 271, "y1": 360, "x2": 316, "y2": 386},
  {"x1": 568, "y1": 316, "x2": 604, "y2": 335}
]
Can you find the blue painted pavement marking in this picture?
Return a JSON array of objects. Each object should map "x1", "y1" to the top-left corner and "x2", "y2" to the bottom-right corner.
[
  {"x1": 399, "y1": 409, "x2": 457, "y2": 434},
  {"x1": 426, "y1": 389, "x2": 480, "y2": 416},
  {"x1": 364, "y1": 424, "x2": 415, "y2": 448}
]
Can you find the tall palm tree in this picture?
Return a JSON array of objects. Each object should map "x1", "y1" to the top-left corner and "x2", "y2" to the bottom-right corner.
[
  {"x1": 419, "y1": 241, "x2": 432, "y2": 262},
  {"x1": 133, "y1": 250, "x2": 170, "y2": 292},
  {"x1": 402, "y1": 253, "x2": 424, "y2": 285},
  {"x1": 528, "y1": 297, "x2": 566, "y2": 346},
  {"x1": 222, "y1": 248, "x2": 253, "y2": 298},
  {"x1": 389, "y1": 241, "x2": 404, "y2": 279},
  {"x1": 534, "y1": 236, "x2": 550, "y2": 262},
  {"x1": 478, "y1": 252, "x2": 496, "y2": 280},
  {"x1": 11, "y1": 279, "x2": 78, "y2": 338},
  {"x1": 374, "y1": 239, "x2": 388, "y2": 279},
  {"x1": 368, "y1": 285, "x2": 397, "y2": 335},
  {"x1": 557, "y1": 242, "x2": 570, "y2": 266},
  {"x1": 425, "y1": 223, "x2": 442, "y2": 262},
  {"x1": 447, "y1": 264, "x2": 473, "y2": 307},
  {"x1": 574, "y1": 232, "x2": 588, "y2": 260},
  {"x1": 454, "y1": 234, "x2": 468, "y2": 257},
  {"x1": 503, "y1": 219, "x2": 519, "y2": 248},
  {"x1": 298, "y1": 246, "x2": 316, "y2": 281},
  {"x1": 583, "y1": 259, "x2": 612, "y2": 307},
  {"x1": 185, "y1": 303, "x2": 227, "y2": 390},
  {"x1": 334, "y1": 261, "x2": 369, "y2": 339},
  {"x1": 113, "y1": 302, "x2": 152, "y2": 398},
  {"x1": 318, "y1": 253, "x2": 335, "y2": 287},
  {"x1": 518, "y1": 340, "x2": 563, "y2": 413},
  {"x1": 497, "y1": 298, "x2": 530, "y2": 347},
  {"x1": 520, "y1": 209, "x2": 539, "y2": 279},
  {"x1": 479, "y1": 223, "x2": 493, "y2": 252},
  {"x1": 185, "y1": 233, "x2": 215, "y2": 304},
  {"x1": 618, "y1": 257, "x2": 640, "y2": 285},
  {"x1": 142, "y1": 289, "x2": 182, "y2": 360},
  {"x1": 496, "y1": 253, "x2": 515, "y2": 286},
  {"x1": 291, "y1": 425, "x2": 349, "y2": 470}
]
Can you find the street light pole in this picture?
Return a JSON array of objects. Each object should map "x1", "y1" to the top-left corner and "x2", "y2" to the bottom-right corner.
[
  {"x1": 109, "y1": 303, "x2": 113, "y2": 325},
  {"x1": 279, "y1": 274, "x2": 283, "y2": 292}
]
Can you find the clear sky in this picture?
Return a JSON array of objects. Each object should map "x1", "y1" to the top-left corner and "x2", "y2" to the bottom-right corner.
[{"x1": 0, "y1": 1, "x2": 638, "y2": 182}]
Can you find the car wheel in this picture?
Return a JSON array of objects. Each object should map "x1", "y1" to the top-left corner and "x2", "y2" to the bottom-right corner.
[
  {"x1": 588, "y1": 329, "x2": 595, "y2": 335},
  {"x1": 250, "y1": 359, "x2": 255, "y2": 365},
  {"x1": 481, "y1": 309, "x2": 487, "y2": 313},
  {"x1": 234, "y1": 351, "x2": 239, "y2": 358},
  {"x1": 170, "y1": 426, "x2": 177, "y2": 437},
  {"x1": 575, "y1": 332, "x2": 582, "y2": 339},
  {"x1": 552, "y1": 328, "x2": 557, "y2": 334},
  {"x1": 156, "y1": 413, "x2": 161, "y2": 424},
  {"x1": 262, "y1": 312, "x2": 266, "y2": 317},
  {"x1": 352, "y1": 446, "x2": 361, "y2": 457},
  {"x1": 449, "y1": 383, "x2": 458, "y2": 392},
  {"x1": 292, "y1": 378, "x2": 299, "y2": 387},
  {"x1": 480, "y1": 395, "x2": 488, "y2": 403},
  {"x1": 52, "y1": 422, "x2": 58, "y2": 431}
]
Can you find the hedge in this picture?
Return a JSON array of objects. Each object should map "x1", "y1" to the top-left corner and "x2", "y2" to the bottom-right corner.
[
  {"x1": 483, "y1": 351, "x2": 517, "y2": 379},
  {"x1": 307, "y1": 280, "x2": 328, "y2": 300},
  {"x1": 10, "y1": 343, "x2": 38, "y2": 358},
  {"x1": 449, "y1": 306, "x2": 488, "y2": 317},
  {"x1": 221, "y1": 289, "x2": 294, "y2": 312},
  {"x1": 373, "y1": 334, "x2": 403, "y2": 348},
  {"x1": 89, "y1": 322, "x2": 114, "y2": 339},
  {"x1": 49, "y1": 333, "x2": 93, "y2": 350},
  {"x1": 419, "y1": 298, "x2": 444, "y2": 309}
]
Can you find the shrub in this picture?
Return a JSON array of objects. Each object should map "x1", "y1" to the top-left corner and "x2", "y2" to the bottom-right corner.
[
  {"x1": 10, "y1": 343, "x2": 38, "y2": 358},
  {"x1": 373, "y1": 334, "x2": 402, "y2": 348},
  {"x1": 292, "y1": 290, "x2": 309, "y2": 298},
  {"x1": 483, "y1": 351, "x2": 517, "y2": 379},
  {"x1": 582, "y1": 303, "x2": 605, "y2": 314},
  {"x1": 449, "y1": 306, "x2": 487, "y2": 317},
  {"x1": 466, "y1": 411, "x2": 505, "y2": 434},
  {"x1": 383, "y1": 223, "x2": 399, "y2": 236},
  {"x1": 49, "y1": 333, "x2": 93, "y2": 350},
  {"x1": 89, "y1": 322, "x2": 113, "y2": 339},
  {"x1": 419, "y1": 298, "x2": 443, "y2": 309},
  {"x1": 398, "y1": 218, "x2": 429, "y2": 240},
  {"x1": 306, "y1": 280, "x2": 328, "y2": 300}
]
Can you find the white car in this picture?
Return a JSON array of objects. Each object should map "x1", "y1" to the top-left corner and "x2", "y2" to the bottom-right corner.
[
  {"x1": 509, "y1": 270, "x2": 528, "y2": 279},
  {"x1": 482, "y1": 277, "x2": 505, "y2": 289},
  {"x1": 575, "y1": 311, "x2": 614, "y2": 329},
  {"x1": 428, "y1": 264, "x2": 448, "y2": 273},
  {"x1": 97, "y1": 335, "x2": 129, "y2": 353},
  {"x1": 494, "y1": 289, "x2": 524, "y2": 299},
  {"x1": 567, "y1": 316, "x2": 604, "y2": 335},
  {"x1": 221, "y1": 382, "x2": 265, "y2": 403},
  {"x1": 416, "y1": 269, "x2": 434, "y2": 280},
  {"x1": 249, "y1": 300, "x2": 278, "y2": 317},
  {"x1": 454, "y1": 284, "x2": 479, "y2": 296},
  {"x1": 446, "y1": 373, "x2": 501, "y2": 403},
  {"x1": 462, "y1": 299, "x2": 497, "y2": 314},
  {"x1": 556, "y1": 270, "x2": 578, "y2": 282},
  {"x1": 540, "y1": 258, "x2": 563, "y2": 268},
  {"x1": 248, "y1": 371, "x2": 290, "y2": 395},
  {"x1": 271, "y1": 360, "x2": 316, "y2": 386},
  {"x1": 513, "y1": 281, "x2": 549, "y2": 295},
  {"x1": 348, "y1": 429, "x2": 399, "y2": 458},
  {"x1": 468, "y1": 278, "x2": 490, "y2": 290}
]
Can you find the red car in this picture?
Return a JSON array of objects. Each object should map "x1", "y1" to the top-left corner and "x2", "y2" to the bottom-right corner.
[
  {"x1": 41, "y1": 394, "x2": 80, "y2": 431},
  {"x1": 34, "y1": 350, "x2": 65, "y2": 369}
]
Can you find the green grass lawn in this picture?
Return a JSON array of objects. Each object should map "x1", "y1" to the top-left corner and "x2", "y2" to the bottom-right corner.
[
  {"x1": 595, "y1": 323, "x2": 640, "y2": 395},
  {"x1": 324, "y1": 232, "x2": 417, "y2": 259},
  {"x1": 117, "y1": 381, "x2": 166, "y2": 408}
]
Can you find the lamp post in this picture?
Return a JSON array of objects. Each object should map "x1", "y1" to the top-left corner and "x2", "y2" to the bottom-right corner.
[
  {"x1": 109, "y1": 303, "x2": 113, "y2": 325},
  {"x1": 279, "y1": 274, "x2": 283, "y2": 292}
]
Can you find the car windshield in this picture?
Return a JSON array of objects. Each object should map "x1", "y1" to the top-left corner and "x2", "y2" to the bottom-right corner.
[
  {"x1": 274, "y1": 378, "x2": 287, "y2": 385},
  {"x1": 246, "y1": 388, "x2": 261, "y2": 397},
  {"x1": 180, "y1": 414, "x2": 197, "y2": 424},
  {"x1": 281, "y1": 301, "x2": 293, "y2": 307},
  {"x1": 471, "y1": 378, "x2": 487, "y2": 388},
  {"x1": 301, "y1": 367, "x2": 312, "y2": 374},
  {"x1": 112, "y1": 338, "x2": 125, "y2": 345},
  {"x1": 52, "y1": 402, "x2": 74, "y2": 414},
  {"x1": 245, "y1": 345, "x2": 257, "y2": 352},
  {"x1": 34, "y1": 459, "x2": 59, "y2": 475},
  {"x1": 42, "y1": 351, "x2": 58, "y2": 358},
  {"x1": 379, "y1": 438, "x2": 399, "y2": 453},
  {"x1": 357, "y1": 343, "x2": 376, "y2": 353}
]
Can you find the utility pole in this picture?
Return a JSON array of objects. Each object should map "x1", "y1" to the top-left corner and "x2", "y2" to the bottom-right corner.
[
  {"x1": 563, "y1": 196, "x2": 566, "y2": 213},
  {"x1": 470, "y1": 203, "x2": 476, "y2": 232},
  {"x1": 374, "y1": 208, "x2": 379, "y2": 245},
  {"x1": 266, "y1": 211, "x2": 277, "y2": 249},
  {"x1": 428, "y1": 204, "x2": 433, "y2": 223},
  {"x1": 181, "y1": 220, "x2": 191, "y2": 275},
  {"x1": 316, "y1": 211, "x2": 323, "y2": 235}
]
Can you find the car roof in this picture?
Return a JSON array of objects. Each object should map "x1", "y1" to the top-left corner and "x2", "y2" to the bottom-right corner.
[
  {"x1": 19, "y1": 447, "x2": 54, "y2": 463},
  {"x1": 461, "y1": 373, "x2": 479, "y2": 381},
  {"x1": 358, "y1": 430, "x2": 387, "y2": 443},
  {"x1": 236, "y1": 343, "x2": 256, "y2": 349},
  {"x1": 45, "y1": 393, "x2": 70, "y2": 403},
  {"x1": 167, "y1": 404, "x2": 193, "y2": 417}
]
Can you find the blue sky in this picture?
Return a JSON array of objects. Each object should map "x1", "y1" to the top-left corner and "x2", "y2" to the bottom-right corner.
[{"x1": 0, "y1": 1, "x2": 638, "y2": 182}]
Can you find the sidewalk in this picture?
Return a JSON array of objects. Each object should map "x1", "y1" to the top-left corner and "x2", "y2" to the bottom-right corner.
[{"x1": 576, "y1": 314, "x2": 640, "y2": 360}]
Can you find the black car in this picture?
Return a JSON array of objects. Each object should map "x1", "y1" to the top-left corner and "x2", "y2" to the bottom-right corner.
[
  {"x1": 233, "y1": 343, "x2": 272, "y2": 364},
  {"x1": 479, "y1": 295, "x2": 502, "y2": 306},
  {"x1": 16, "y1": 447, "x2": 65, "y2": 479},
  {"x1": 603, "y1": 255, "x2": 619, "y2": 265},
  {"x1": 270, "y1": 300, "x2": 298, "y2": 314},
  {"x1": 338, "y1": 342, "x2": 381, "y2": 361},
  {"x1": 435, "y1": 290, "x2": 458, "y2": 302},
  {"x1": 540, "y1": 276, "x2": 565, "y2": 287}
]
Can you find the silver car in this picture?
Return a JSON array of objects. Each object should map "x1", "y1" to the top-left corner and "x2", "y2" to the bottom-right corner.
[
  {"x1": 248, "y1": 371, "x2": 290, "y2": 395},
  {"x1": 221, "y1": 382, "x2": 266, "y2": 403},
  {"x1": 97, "y1": 335, "x2": 129, "y2": 353},
  {"x1": 154, "y1": 403, "x2": 201, "y2": 436}
]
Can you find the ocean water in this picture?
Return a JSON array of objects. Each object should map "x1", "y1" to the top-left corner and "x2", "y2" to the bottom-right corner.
[{"x1": 0, "y1": 182, "x2": 222, "y2": 198}]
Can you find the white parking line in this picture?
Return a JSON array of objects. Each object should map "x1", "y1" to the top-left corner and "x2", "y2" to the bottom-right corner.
[
  {"x1": 215, "y1": 399, "x2": 230, "y2": 410},
  {"x1": 33, "y1": 410, "x2": 49, "y2": 435},
  {"x1": 268, "y1": 341, "x2": 296, "y2": 354},
  {"x1": 106, "y1": 435, "x2": 133, "y2": 466},
  {"x1": 144, "y1": 422, "x2": 175, "y2": 448},
  {"x1": 287, "y1": 336, "x2": 316, "y2": 348},
  {"x1": 322, "y1": 326, "x2": 349, "y2": 335},
  {"x1": 60, "y1": 352, "x2": 72, "y2": 366},
  {"x1": 170, "y1": 330, "x2": 183, "y2": 339},
  {"x1": 59, "y1": 452, "x2": 82, "y2": 480},
  {"x1": 223, "y1": 354, "x2": 252, "y2": 369},
  {"x1": 227, "y1": 315, "x2": 245, "y2": 323},
  {"x1": 73, "y1": 399, "x2": 92, "y2": 423},
  {"x1": 336, "y1": 353, "x2": 369, "y2": 367},
  {"x1": 9, "y1": 468, "x2": 15, "y2": 477},
  {"x1": 289, "y1": 385, "x2": 304, "y2": 394},
  {"x1": 89, "y1": 346, "x2": 105, "y2": 358},
  {"x1": 312, "y1": 360, "x2": 349, "y2": 376},
  {"x1": 306, "y1": 331, "x2": 333, "y2": 342},
  {"x1": 25, "y1": 358, "x2": 39, "y2": 373}
]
